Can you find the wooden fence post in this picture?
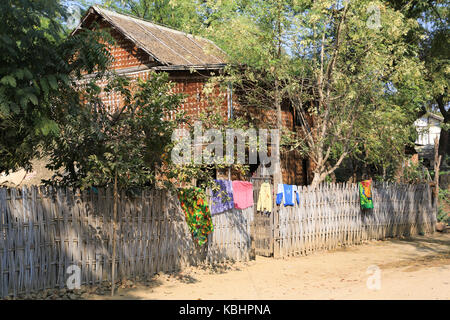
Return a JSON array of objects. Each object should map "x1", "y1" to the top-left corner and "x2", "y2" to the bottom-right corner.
[
  {"x1": 111, "y1": 170, "x2": 118, "y2": 296},
  {"x1": 249, "y1": 222, "x2": 256, "y2": 260},
  {"x1": 272, "y1": 181, "x2": 280, "y2": 258}
]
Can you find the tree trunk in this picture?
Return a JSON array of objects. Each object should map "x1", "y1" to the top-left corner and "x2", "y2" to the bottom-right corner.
[
  {"x1": 273, "y1": 78, "x2": 282, "y2": 187},
  {"x1": 310, "y1": 171, "x2": 327, "y2": 188},
  {"x1": 437, "y1": 95, "x2": 449, "y2": 166},
  {"x1": 434, "y1": 137, "x2": 442, "y2": 210},
  {"x1": 310, "y1": 172, "x2": 322, "y2": 187},
  {"x1": 68, "y1": 161, "x2": 77, "y2": 182},
  {"x1": 273, "y1": 1, "x2": 283, "y2": 188},
  {"x1": 438, "y1": 126, "x2": 448, "y2": 165},
  {"x1": 326, "y1": 162, "x2": 336, "y2": 182},
  {"x1": 111, "y1": 169, "x2": 118, "y2": 296}
]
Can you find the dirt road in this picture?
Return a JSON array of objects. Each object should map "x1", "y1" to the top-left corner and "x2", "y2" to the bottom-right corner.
[{"x1": 91, "y1": 233, "x2": 450, "y2": 300}]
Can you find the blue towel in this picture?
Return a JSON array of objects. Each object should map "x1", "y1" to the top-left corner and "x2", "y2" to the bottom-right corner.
[
  {"x1": 283, "y1": 184, "x2": 294, "y2": 206},
  {"x1": 276, "y1": 184, "x2": 284, "y2": 205},
  {"x1": 276, "y1": 184, "x2": 300, "y2": 206}
]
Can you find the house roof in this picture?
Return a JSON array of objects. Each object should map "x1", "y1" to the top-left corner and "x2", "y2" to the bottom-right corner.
[
  {"x1": 426, "y1": 112, "x2": 444, "y2": 122},
  {"x1": 415, "y1": 112, "x2": 445, "y2": 127},
  {"x1": 71, "y1": 6, "x2": 227, "y2": 67}
]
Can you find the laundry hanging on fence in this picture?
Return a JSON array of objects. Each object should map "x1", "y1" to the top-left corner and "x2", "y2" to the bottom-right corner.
[
  {"x1": 177, "y1": 187, "x2": 214, "y2": 246},
  {"x1": 257, "y1": 182, "x2": 272, "y2": 213},
  {"x1": 359, "y1": 180, "x2": 374, "y2": 209},
  {"x1": 276, "y1": 184, "x2": 300, "y2": 206},
  {"x1": 210, "y1": 179, "x2": 234, "y2": 214},
  {"x1": 232, "y1": 180, "x2": 254, "y2": 210}
]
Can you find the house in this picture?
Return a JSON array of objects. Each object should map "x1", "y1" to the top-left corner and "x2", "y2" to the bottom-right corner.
[
  {"x1": 414, "y1": 112, "x2": 444, "y2": 166},
  {"x1": 72, "y1": 6, "x2": 312, "y2": 185}
]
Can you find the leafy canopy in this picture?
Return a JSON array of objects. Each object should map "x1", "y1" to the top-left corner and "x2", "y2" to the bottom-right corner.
[
  {"x1": 0, "y1": 0, "x2": 114, "y2": 173},
  {"x1": 44, "y1": 71, "x2": 187, "y2": 190}
]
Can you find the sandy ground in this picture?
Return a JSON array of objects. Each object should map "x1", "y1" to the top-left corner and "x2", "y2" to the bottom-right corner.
[
  {"x1": 0, "y1": 158, "x2": 56, "y2": 187},
  {"x1": 90, "y1": 232, "x2": 450, "y2": 300}
]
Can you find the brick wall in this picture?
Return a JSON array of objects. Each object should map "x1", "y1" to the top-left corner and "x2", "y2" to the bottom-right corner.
[
  {"x1": 96, "y1": 20, "x2": 155, "y2": 70},
  {"x1": 169, "y1": 73, "x2": 228, "y2": 121}
]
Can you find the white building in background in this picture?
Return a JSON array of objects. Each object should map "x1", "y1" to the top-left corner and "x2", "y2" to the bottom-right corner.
[{"x1": 414, "y1": 112, "x2": 444, "y2": 164}]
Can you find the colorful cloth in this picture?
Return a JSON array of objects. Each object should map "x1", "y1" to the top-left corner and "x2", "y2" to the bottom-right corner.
[
  {"x1": 232, "y1": 181, "x2": 254, "y2": 210},
  {"x1": 257, "y1": 182, "x2": 272, "y2": 212},
  {"x1": 178, "y1": 188, "x2": 214, "y2": 246},
  {"x1": 359, "y1": 180, "x2": 374, "y2": 209},
  {"x1": 211, "y1": 180, "x2": 234, "y2": 214},
  {"x1": 276, "y1": 184, "x2": 300, "y2": 206}
]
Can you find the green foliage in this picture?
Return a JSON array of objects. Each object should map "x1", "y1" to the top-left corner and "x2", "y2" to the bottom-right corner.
[
  {"x1": 419, "y1": 1, "x2": 449, "y2": 103},
  {"x1": 387, "y1": 0, "x2": 449, "y2": 165},
  {"x1": 164, "y1": 82, "x2": 252, "y2": 190},
  {"x1": 0, "y1": 0, "x2": 114, "y2": 173},
  {"x1": 201, "y1": 0, "x2": 429, "y2": 184},
  {"x1": 82, "y1": 0, "x2": 437, "y2": 185},
  {"x1": 44, "y1": 72, "x2": 186, "y2": 190},
  {"x1": 400, "y1": 160, "x2": 428, "y2": 184},
  {"x1": 98, "y1": 0, "x2": 210, "y2": 33},
  {"x1": 3, "y1": 0, "x2": 447, "y2": 189}
]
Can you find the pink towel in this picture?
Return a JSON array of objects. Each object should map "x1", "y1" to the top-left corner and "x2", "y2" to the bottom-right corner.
[{"x1": 232, "y1": 181, "x2": 254, "y2": 210}]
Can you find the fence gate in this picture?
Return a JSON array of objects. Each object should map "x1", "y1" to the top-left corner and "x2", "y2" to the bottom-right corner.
[{"x1": 250, "y1": 176, "x2": 275, "y2": 257}]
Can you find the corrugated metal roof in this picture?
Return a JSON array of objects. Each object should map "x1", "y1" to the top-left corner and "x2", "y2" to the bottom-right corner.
[{"x1": 73, "y1": 6, "x2": 227, "y2": 67}]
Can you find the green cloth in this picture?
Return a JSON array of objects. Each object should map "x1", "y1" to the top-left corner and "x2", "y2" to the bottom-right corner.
[
  {"x1": 178, "y1": 187, "x2": 214, "y2": 246},
  {"x1": 359, "y1": 180, "x2": 374, "y2": 209}
]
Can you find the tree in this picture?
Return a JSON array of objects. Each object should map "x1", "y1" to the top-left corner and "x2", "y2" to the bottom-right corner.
[
  {"x1": 386, "y1": 0, "x2": 449, "y2": 165},
  {"x1": 202, "y1": 0, "x2": 296, "y2": 187},
  {"x1": 76, "y1": 0, "x2": 438, "y2": 187},
  {"x1": 45, "y1": 72, "x2": 187, "y2": 296},
  {"x1": 286, "y1": 0, "x2": 429, "y2": 185},
  {"x1": 0, "y1": 0, "x2": 114, "y2": 173},
  {"x1": 97, "y1": 0, "x2": 207, "y2": 33},
  {"x1": 203, "y1": 0, "x2": 429, "y2": 186},
  {"x1": 419, "y1": 2, "x2": 449, "y2": 164},
  {"x1": 44, "y1": 72, "x2": 186, "y2": 189}
]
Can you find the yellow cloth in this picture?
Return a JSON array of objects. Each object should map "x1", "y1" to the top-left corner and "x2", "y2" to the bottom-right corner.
[{"x1": 257, "y1": 182, "x2": 272, "y2": 212}]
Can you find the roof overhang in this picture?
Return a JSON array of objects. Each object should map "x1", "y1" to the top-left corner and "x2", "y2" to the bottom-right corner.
[{"x1": 151, "y1": 64, "x2": 227, "y2": 71}]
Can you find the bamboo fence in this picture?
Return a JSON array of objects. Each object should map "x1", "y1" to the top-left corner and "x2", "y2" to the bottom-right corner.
[
  {"x1": 0, "y1": 186, "x2": 253, "y2": 298},
  {"x1": 0, "y1": 182, "x2": 437, "y2": 297},
  {"x1": 276, "y1": 182, "x2": 436, "y2": 257}
]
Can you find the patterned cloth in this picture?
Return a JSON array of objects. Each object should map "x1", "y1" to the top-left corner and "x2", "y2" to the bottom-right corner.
[
  {"x1": 211, "y1": 180, "x2": 234, "y2": 214},
  {"x1": 178, "y1": 188, "x2": 214, "y2": 246},
  {"x1": 359, "y1": 180, "x2": 374, "y2": 209}
]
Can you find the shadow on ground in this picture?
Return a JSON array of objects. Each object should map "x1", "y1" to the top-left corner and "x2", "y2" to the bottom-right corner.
[{"x1": 375, "y1": 234, "x2": 450, "y2": 272}]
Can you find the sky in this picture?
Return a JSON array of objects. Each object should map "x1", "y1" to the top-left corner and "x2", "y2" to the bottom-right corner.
[
  {"x1": 61, "y1": 0, "x2": 102, "y2": 29},
  {"x1": 62, "y1": 0, "x2": 102, "y2": 12}
]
